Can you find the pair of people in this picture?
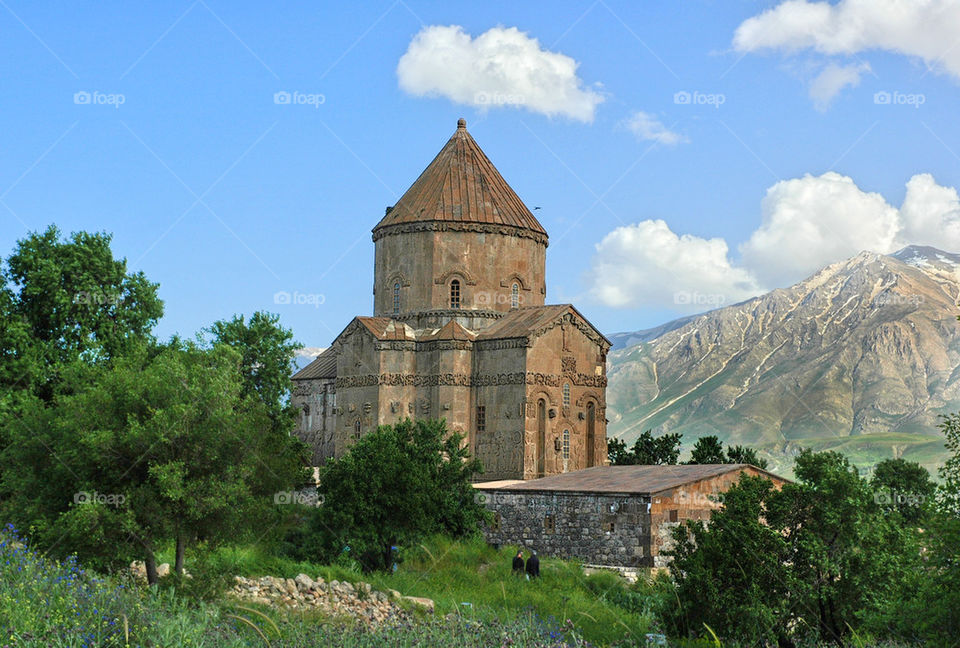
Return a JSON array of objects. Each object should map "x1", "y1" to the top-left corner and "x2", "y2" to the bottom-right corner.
[{"x1": 512, "y1": 549, "x2": 540, "y2": 579}]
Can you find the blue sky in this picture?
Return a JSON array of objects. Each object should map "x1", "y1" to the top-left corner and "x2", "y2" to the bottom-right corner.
[{"x1": 2, "y1": 1, "x2": 959, "y2": 353}]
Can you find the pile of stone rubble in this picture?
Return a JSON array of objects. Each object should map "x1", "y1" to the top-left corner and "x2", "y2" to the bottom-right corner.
[{"x1": 229, "y1": 573, "x2": 435, "y2": 625}]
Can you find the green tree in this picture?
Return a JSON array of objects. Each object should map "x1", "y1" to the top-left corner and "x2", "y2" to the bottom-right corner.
[
  {"x1": 206, "y1": 311, "x2": 299, "y2": 425},
  {"x1": 312, "y1": 419, "x2": 486, "y2": 571},
  {"x1": 870, "y1": 457, "x2": 935, "y2": 525},
  {"x1": 0, "y1": 342, "x2": 308, "y2": 583},
  {"x1": 665, "y1": 475, "x2": 790, "y2": 645},
  {"x1": 725, "y1": 444, "x2": 769, "y2": 469},
  {"x1": 608, "y1": 430, "x2": 682, "y2": 465},
  {"x1": 1, "y1": 226, "x2": 162, "y2": 399},
  {"x1": 667, "y1": 450, "x2": 915, "y2": 645},
  {"x1": 687, "y1": 435, "x2": 726, "y2": 464}
]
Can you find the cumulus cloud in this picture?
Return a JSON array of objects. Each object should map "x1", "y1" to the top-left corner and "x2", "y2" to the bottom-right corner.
[
  {"x1": 809, "y1": 62, "x2": 871, "y2": 110},
  {"x1": 397, "y1": 25, "x2": 604, "y2": 122},
  {"x1": 733, "y1": 0, "x2": 960, "y2": 105},
  {"x1": 740, "y1": 172, "x2": 901, "y2": 287},
  {"x1": 623, "y1": 111, "x2": 687, "y2": 146},
  {"x1": 589, "y1": 172, "x2": 960, "y2": 309},
  {"x1": 589, "y1": 220, "x2": 761, "y2": 311}
]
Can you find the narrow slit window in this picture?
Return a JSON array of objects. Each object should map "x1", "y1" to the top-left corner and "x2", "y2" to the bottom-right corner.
[
  {"x1": 562, "y1": 383, "x2": 571, "y2": 407},
  {"x1": 476, "y1": 405, "x2": 486, "y2": 433},
  {"x1": 562, "y1": 429, "x2": 570, "y2": 459},
  {"x1": 511, "y1": 283, "x2": 519, "y2": 308},
  {"x1": 393, "y1": 282, "x2": 401, "y2": 315}
]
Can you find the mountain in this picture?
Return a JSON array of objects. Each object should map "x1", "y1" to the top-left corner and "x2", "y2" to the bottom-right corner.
[{"x1": 606, "y1": 246, "x2": 960, "y2": 475}]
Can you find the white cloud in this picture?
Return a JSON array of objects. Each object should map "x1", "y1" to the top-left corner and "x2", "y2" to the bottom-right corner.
[
  {"x1": 809, "y1": 62, "x2": 870, "y2": 110},
  {"x1": 589, "y1": 172, "x2": 960, "y2": 308},
  {"x1": 899, "y1": 173, "x2": 960, "y2": 250},
  {"x1": 733, "y1": 0, "x2": 960, "y2": 105},
  {"x1": 296, "y1": 347, "x2": 327, "y2": 359},
  {"x1": 588, "y1": 220, "x2": 761, "y2": 311},
  {"x1": 397, "y1": 25, "x2": 604, "y2": 122},
  {"x1": 740, "y1": 172, "x2": 901, "y2": 287},
  {"x1": 623, "y1": 111, "x2": 687, "y2": 146}
]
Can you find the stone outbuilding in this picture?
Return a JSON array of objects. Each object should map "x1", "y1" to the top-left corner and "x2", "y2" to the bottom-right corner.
[
  {"x1": 292, "y1": 119, "x2": 610, "y2": 479},
  {"x1": 475, "y1": 464, "x2": 789, "y2": 568}
]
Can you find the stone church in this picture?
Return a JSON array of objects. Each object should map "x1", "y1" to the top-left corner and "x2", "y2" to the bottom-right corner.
[{"x1": 291, "y1": 118, "x2": 610, "y2": 481}]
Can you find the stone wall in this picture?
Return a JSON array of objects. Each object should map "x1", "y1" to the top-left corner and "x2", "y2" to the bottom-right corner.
[
  {"x1": 291, "y1": 377, "x2": 336, "y2": 465},
  {"x1": 481, "y1": 490, "x2": 652, "y2": 568}
]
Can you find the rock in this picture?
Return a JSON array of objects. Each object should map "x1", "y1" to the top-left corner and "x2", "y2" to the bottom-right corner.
[
  {"x1": 402, "y1": 596, "x2": 435, "y2": 613},
  {"x1": 157, "y1": 563, "x2": 170, "y2": 578},
  {"x1": 388, "y1": 589, "x2": 402, "y2": 601},
  {"x1": 294, "y1": 573, "x2": 315, "y2": 591}
]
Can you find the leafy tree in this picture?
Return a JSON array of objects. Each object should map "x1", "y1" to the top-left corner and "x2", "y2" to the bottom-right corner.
[
  {"x1": 1, "y1": 226, "x2": 162, "y2": 399},
  {"x1": 608, "y1": 431, "x2": 682, "y2": 465},
  {"x1": 667, "y1": 450, "x2": 915, "y2": 645},
  {"x1": 206, "y1": 311, "x2": 299, "y2": 426},
  {"x1": 870, "y1": 457, "x2": 935, "y2": 525},
  {"x1": 310, "y1": 419, "x2": 486, "y2": 571},
  {"x1": 665, "y1": 475, "x2": 790, "y2": 645},
  {"x1": 0, "y1": 342, "x2": 308, "y2": 583},
  {"x1": 687, "y1": 435, "x2": 726, "y2": 464},
  {"x1": 725, "y1": 444, "x2": 769, "y2": 469}
]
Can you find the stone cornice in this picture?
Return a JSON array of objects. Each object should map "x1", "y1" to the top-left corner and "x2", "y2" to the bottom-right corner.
[
  {"x1": 373, "y1": 221, "x2": 549, "y2": 247},
  {"x1": 335, "y1": 371, "x2": 607, "y2": 389}
]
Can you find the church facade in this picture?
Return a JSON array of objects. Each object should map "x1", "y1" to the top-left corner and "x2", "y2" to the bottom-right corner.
[{"x1": 291, "y1": 119, "x2": 610, "y2": 481}]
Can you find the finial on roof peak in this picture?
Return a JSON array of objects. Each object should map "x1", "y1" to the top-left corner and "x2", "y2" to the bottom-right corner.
[{"x1": 457, "y1": 118, "x2": 466, "y2": 129}]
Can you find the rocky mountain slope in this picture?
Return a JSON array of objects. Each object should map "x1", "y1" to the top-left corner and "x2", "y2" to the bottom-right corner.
[{"x1": 606, "y1": 246, "x2": 960, "y2": 475}]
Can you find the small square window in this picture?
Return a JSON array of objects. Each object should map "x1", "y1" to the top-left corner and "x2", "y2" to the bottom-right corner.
[
  {"x1": 668, "y1": 509, "x2": 678, "y2": 523},
  {"x1": 544, "y1": 514, "x2": 555, "y2": 533}
]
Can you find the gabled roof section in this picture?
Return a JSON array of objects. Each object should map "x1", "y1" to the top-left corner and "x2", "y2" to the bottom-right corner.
[
  {"x1": 476, "y1": 304, "x2": 611, "y2": 348},
  {"x1": 373, "y1": 119, "x2": 547, "y2": 238},
  {"x1": 475, "y1": 464, "x2": 787, "y2": 495},
  {"x1": 426, "y1": 320, "x2": 477, "y2": 341},
  {"x1": 292, "y1": 347, "x2": 336, "y2": 381},
  {"x1": 356, "y1": 317, "x2": 415, "y2": 341}
]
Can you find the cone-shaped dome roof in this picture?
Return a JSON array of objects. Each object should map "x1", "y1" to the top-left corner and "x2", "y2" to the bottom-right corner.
[{"x1": 373, "y1": 119, "x2": 547, "y2": 240}]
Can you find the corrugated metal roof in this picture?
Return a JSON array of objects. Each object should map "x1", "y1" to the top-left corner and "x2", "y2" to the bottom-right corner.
[
  {"x1": 482, "y1": 464, "x2": 783, "y2": 495},
  {"x1": 292, "y1": 347, "x2": 337, "y2": 380},
  {"x1": 373, "y1": 119, "x2": 547, "y2": 236}
]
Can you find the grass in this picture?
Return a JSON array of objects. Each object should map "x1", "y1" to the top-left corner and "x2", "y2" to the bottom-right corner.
[
  {"x1": 2, "y1": 525, "x2": 654, "y2": 647},
  {"x1": 177, "y1": 535, "x2": 657, "y2": 646}
]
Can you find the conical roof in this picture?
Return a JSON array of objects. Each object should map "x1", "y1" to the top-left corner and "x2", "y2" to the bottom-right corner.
[{"x1": 373, "y1": 119, "x2": 547, "y2": 239}]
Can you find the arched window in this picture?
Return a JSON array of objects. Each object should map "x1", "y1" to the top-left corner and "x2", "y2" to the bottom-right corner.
[
  {"x1": 562, "y1": 429, "x2": 570, "y2": 459},
  {"x1": 536, "y1": 399, "x2": 546, "y2": 477},
  {"x1": 562, "y1": 383, "x2": 571, "y2": 407},
  {"x1": 353, "y1": 419, "x2": 361, "y2": 439},
  {"x1": 392, "y1": 282, "x2": 401, "y2": 315},
  {"x1": 586, "y1": 401, "x2": 596, "y2": 466},
  {"x1": 450, "y1": 279, "x2": 461, "y2": 309},
  {"x1": 511, "y1": 283, "x2": 519, "y2": 308}
]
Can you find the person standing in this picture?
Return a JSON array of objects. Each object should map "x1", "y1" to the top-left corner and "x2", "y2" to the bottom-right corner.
[
  {"x1": 525, "y1": 551, "x2": 540, "y2": 579},
  {"x1": 512, "y1": 550, "x2": 524, "y2": 575}
]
